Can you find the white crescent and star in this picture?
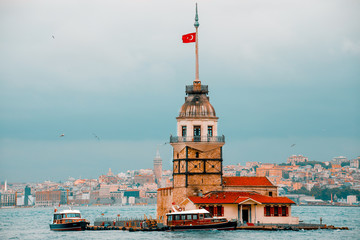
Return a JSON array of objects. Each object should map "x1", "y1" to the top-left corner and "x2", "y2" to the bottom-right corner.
[{"x1": 188, "y1": 35, "x2": 194, "y2": 41}]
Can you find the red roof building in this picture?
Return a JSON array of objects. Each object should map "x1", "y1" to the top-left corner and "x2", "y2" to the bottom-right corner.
[
  {"x1": 188, "y1": 191, "x2": 295, "y2": 205},
  {"x1": 181, "y1": 191, "x2": 298, "y2": 225},
  {"x1": 222, "y1": 176, "x2": 279, "y2": 197}
]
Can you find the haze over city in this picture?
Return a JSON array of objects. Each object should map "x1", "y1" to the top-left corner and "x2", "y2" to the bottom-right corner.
[{"x1": 1, "y1": 0, "x2": 359, "y2": 182}]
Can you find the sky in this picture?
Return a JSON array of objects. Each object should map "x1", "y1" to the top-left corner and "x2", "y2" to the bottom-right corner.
[{"x1": 0, "y1": 0, "x2": 359, "y2": 182}]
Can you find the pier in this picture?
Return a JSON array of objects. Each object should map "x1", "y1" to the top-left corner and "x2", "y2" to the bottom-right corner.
[{"x1": 86, "y1": 217, "x2": 349, "y2": 231}]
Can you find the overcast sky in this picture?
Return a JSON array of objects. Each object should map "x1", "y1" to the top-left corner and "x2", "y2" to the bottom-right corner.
[{"x1": 1, "y1": 0, "x2": 359, "y2": 182}]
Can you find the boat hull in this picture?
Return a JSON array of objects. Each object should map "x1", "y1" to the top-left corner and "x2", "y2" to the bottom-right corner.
[
  {"x1": 49, "y1": 221, "x2": 88, "y2": 231},
  {"x1": 169, "y1": 220, "x2": 237, "y2": 231}
]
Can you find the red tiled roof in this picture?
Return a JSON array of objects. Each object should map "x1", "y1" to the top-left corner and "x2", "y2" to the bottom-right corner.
[
  {"x1": 189, "y1": 192, "x2": 249, "y2": 204},
  {"x1": 223, "y1": 176, "x2": 274, "y2": 186},
  {"x1": 188, "y1": 191, "x2": 295, "y2": 205}
]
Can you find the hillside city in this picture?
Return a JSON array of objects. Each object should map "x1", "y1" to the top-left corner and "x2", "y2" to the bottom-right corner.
[{"x1": 1, "y1": 154, "x2": 359, "y2": 208}]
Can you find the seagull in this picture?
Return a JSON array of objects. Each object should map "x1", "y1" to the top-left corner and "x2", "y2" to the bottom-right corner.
[
  {"x1": 93, "y1": 133, "x2": 100, "y2": 141},
  {"x1": 52, "y1": 35, "x2": 55, "y2": 39},
  {"x1": 59, "y1": 134, "x2": 65, "y2": 137},
  {"x1": 290, "y1": 144, "x2": 296, "y2": 147}
]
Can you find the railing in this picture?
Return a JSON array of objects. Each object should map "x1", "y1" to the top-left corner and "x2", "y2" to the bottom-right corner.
[
  {"x1": 170, "y1": 135, "x2": 225, "y2": 143},
  {"x1": 186, "y1": 85, "x2": 208, "y2": 94},
  {"x1": 178, "y1": 112, "x2": 216, "y2": 117}
]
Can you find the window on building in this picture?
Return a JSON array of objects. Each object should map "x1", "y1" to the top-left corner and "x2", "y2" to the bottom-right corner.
[
  {"x1": 181, "y1": 215, "x2": 186, "y2": 220},
  {"x1": 217, "y1": 205, "x2": 223, "y2": 216},
  {"x1": 194, "y1": 126, "x2": 201, "y2": 138},
  {"x1": 187, "y1": 215, "x2": 192, "y2": 220},
  {"x1": 282, "y1": 206, "x2": 287, "y2": 216},
  {"x1": 208, "y1": 205, "x2": 214, "y2": 216},
  {"x1": 274, "y1": 206, "x2": 279, "y2": 216},
  {"x1": 175, "y1": 215, "x2": 180, "y2": 220},
  {"x1": 265, "y1": 206, "x2": 271, "y2": 216},
  {"x1": 182, "y1": 126, "x2": 187, "y2": 137},
  {"x1": 193, "y1": 214, "x2": 198, "y2": 220},
  {"x1": 208, "y1": 126, "x2": 213, "y2": 136},
  {"x1": 196, "y1": 152, "x2": 199, "y2": 158},
  {"x1": 168, "y1": 215, "x2": 172, "y2": 221},
  {"x1": 269, "y1": 192, "x2": 273, "y2": 197}
]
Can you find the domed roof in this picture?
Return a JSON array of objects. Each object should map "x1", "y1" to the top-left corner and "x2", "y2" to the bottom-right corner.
[{"x1": 178, "y1": 94, "x2": 217, "y2": 118}]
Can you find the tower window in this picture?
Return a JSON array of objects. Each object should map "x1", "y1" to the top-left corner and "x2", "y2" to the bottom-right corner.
[
  {"x1": 208, "y1": 126, "x2": 213, "y2": 137},
  {"x1": 194, "y1": 126, "x2": 201, "y2": 141},
  {"x1": 196, "y1": 152, "x2": 199, "y2": 158},
  {"x1": 182, "y1": 126, "x2": 187, "y2": 137},
  {"x1": 194, "y1": 165, "x2": 197, "y2": 168}
]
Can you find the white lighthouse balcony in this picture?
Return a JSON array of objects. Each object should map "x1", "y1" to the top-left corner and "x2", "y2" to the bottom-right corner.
[{"x1": 170, "y1": 135, "x2": 225, "y2": 143}]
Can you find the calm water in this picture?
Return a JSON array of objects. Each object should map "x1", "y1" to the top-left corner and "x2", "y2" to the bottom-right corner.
[{"x1": 0, "y1": 205, "x2": 359, "y2": 240}]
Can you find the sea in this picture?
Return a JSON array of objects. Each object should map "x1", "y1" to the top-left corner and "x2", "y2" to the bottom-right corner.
[{"x1": 0, "y1": 205, "x2": 359, "y2": 240}]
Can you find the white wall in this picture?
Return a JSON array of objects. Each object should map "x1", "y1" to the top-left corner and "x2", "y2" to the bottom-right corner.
[{"x1": 177, "y1": 119, "x2": 218, "y2": 137}]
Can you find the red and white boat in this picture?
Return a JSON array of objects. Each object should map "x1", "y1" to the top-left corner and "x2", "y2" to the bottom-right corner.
[{"x1": 166, "y1": 208, "x2": 237, "y2": 231}]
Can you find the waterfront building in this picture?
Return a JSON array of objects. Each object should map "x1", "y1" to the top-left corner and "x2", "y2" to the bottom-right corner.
[
  {"x1": 157, "y1": 5, "x2": 296, "y2": 225},
  {"x1": 24, "y1": 185, "x2": 31, "y2": 206},
  {"x1": 35, "y1": 190, "x2": 66, "y2": 206},
  {"x1": 182, "y1": 191, "x2": 298, "y2": 224},
  {"x1": 347, "y1": 195, "x2": 357, "y2": 205},
  {"x1": 0, "y1": 192, "x2": 16, "y2": 207}
]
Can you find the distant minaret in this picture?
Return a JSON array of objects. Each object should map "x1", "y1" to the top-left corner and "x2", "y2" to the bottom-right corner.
[
  {"x1": 153, "y1": 148, "x2": 163, "y2": 186},
  {"x1": 4, "y1": 179, "x2": 7, "y2": 192}
]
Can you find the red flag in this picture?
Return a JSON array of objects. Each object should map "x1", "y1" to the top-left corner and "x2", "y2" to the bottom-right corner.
[{"x1": 182, "y1": 33, "x2": 196, "y2": 43}]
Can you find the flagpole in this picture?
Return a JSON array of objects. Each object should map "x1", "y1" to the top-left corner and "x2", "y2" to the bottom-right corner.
[{"x1": 194, "y1": 3, "x2": 200, "y2": 83}]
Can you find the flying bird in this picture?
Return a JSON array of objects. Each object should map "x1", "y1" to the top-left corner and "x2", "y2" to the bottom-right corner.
[
  {"x1": 290, "y1": 144, "x2": 296, "y2": 147},
  {"x1": 93, "y1": 133, "x2": 100, "y2": 141},
  {"x1": 52, "y1": 35, "x2": 55, "y2": 39},
  {"x1": 59, "y1": 134, "x2": 65, "y2": 137}
]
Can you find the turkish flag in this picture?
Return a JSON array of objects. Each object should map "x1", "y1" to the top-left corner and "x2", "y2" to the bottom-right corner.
[{"x1": 182, "y1": 33, "x2": 196, "y2": 43}]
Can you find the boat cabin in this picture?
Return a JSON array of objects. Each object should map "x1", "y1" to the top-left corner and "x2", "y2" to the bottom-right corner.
[
  {"x1": 166, "y1": 209, "x2": 227, "y2": 227},
  {"x1": 53, "y1": 210, "x2": 84, "y2": 224}
]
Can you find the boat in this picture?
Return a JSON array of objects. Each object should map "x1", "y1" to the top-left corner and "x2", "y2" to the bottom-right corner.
[
  {"x1": 49, "y1": 209, "x2": 89, "y2": 231},
  {"x1": 166, "y1": 208, "x2": 237, "y2": 231}
]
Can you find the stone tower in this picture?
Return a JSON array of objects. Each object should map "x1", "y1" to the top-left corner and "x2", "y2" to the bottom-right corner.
[
  {"x1": 153, "y1": 148, "x2": 163, "y2": 186},
  {"x1": 170, "y1": 80, "x2": 225, "y2": 205}
]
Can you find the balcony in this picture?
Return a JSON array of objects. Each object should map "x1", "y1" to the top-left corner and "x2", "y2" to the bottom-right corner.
[
  {"x1": 186, "y1": 85, "x2": 208, "y2": 94},
  {"x1": 170, "y1": 135, "x2": 225, "y2": 143}
]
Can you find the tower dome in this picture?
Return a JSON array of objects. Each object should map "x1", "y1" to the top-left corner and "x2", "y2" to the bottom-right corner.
[{"x1": 178, "y1": 84, "x2": 217, "y2": 119}]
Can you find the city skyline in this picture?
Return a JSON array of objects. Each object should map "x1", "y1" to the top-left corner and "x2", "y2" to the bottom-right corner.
[{"x1": 1, "y1": 0, "x2": 359, "y2": 182}]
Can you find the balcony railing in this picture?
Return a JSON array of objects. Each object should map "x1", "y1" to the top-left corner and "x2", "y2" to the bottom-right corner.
[
  {"x1": 186, "y1": 85, "x2": 208, "y2": 94},
  {"x1": 170, "y1": 135, "x2": 225, "y2": 143}
]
